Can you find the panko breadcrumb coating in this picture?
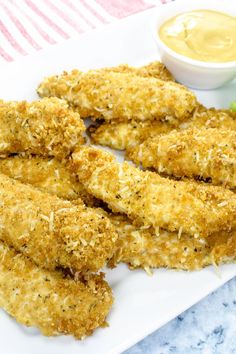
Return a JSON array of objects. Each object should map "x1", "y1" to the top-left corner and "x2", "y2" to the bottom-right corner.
[
  {"x1": 1, "y1": 155, "x2": 234, "y2": 272},
  {"x1": 37, "y1": 71, "x2": 197, "y2": 123},
  {"x1": 71, "y1": 146, "x2": 236, "y2": 236},
  {"x1": 0, "y1": 173, "x2": 117, "y2": 273},
  {"x1": 71, "y1": 146, "x2": 236, "y2": 237},
  {"x1": 182, "y1": 105, "x2": 236, "y2": 130},
  {"x1": 108, "y1": 214, "x2": 236, "y2": 271},
  {"x1": 0, "y1": 241, "x2": 113, "y2": 339},
  {"x1": 88, "y1": 120, "x2": 173, "y2": 150},
  {"x1": 0, "y1": 155, "x2": 98, "y2": 206},
  {"x1": 0, "y1": 98, "x2": 85, "y2": 160},
  {"x1": 89, "y1": 105, "x2": 236, "y2": 151},
  {"x1": 128, "y1": 127, "x2": 236, "y2": 189},
  {"x1": 99, "y1": 61, "x2": 174, "y2": 81},
  {"x1": 36, "y1": 61, "x2": 174, "y2": 114}
]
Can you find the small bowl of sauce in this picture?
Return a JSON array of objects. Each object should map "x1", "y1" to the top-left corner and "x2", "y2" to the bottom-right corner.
[{"x1": 153, "y1": 0, "x2": 236, "y2": 89}]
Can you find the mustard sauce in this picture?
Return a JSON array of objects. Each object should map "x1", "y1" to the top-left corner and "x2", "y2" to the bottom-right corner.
[{"x1": 159, "y1": 10, "x2": 236, "y2": 62}]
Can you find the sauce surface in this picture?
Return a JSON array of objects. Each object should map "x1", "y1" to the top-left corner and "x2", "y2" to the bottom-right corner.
[{"x1": 159, "y1": 10, "x2": 236, "y2": 63}]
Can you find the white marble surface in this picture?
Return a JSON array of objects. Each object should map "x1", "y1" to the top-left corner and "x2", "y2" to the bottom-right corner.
[{"x1": 125, "y1": 277, "x2": 236, "y2": 354}]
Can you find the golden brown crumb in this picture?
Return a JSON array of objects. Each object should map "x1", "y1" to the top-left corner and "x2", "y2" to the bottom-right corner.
[
  {"x1": 99, "y1": 61, "x2": 174, "y2": 81},
  {"x1": 0, "y1": 241, "x2": 113, "y2": 339},
  {"x1": 89, "y1": 105, "x2": 236, "y2": 151},
  {"x1": 0, "y1": 173, "x2": 117, "y2": 273},
  {"x1": 182, "y1": 104, "x2": 236, "y2": 130},
  {"x1": 0, "y1": 98, "x2": 85, "y2": 160},
  {"x1": 3, "y1": 153, "x2": 233, "y2": 272},
  {"x1": 36, "y1": 62, "x2": 174, "y2": 116},
  {"x1": 0, "y1": 155, "x2": 99, "y2": 207},
  {"x1": 128, "y1": 127, "x2": 236, "y2": 189},
  {"x1": 71, "y1": 146, "x2": 236, "y2": 237},
  {"x1": 88, "y1": 119, "x2": 173, "y2": 150},
  {"x1": 38, "y1": 71, "x2": 197, "y2": 123},
  {"x1": 107, "y1": 214, "x2": 236, "y2": 271}
]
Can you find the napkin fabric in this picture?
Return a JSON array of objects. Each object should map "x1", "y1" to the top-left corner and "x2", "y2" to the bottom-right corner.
[{"x1": 0, "y1": 0, "x2": 174, "y2": 63}]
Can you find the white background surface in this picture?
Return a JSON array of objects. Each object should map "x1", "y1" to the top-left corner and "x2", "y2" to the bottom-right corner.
[{"x1": 0, "y1": 8, "x2": 236, "y2": 354}]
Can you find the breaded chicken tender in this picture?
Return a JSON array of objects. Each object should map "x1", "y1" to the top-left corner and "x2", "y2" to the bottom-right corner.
[
  {"x1": 0, "y1": 155, "x2": 98, "y2": 206},
  {"x1": 0, "y1": 173, "x2": 117, "y2": 273},
  {"x1": 0, "y1": 98, "x2": 85, "y2": 159},
  {"x1": 128, "y1": 127, "x2": 236, "y2": 189},
  {"x1": 0, "y1": 241, "x2": 113, "y2": 339},
  {"x1": 108, "y1": 214, "x2": 236, "y2": 271},
  {"x1": 71, "y1": 146, "x2": 236, "y2": 237},
  {"x1": 37, "y1": 61, "x2": 174, "y2": 114},
  {"x1": 89, "y1": 105, "x2": 236, "y2": 151},
  {"x1": 37, "y1": 71, "x2": 197, "y2": 123}
]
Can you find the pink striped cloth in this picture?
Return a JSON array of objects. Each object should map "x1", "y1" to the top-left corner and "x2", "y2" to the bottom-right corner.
[{"x1": 0, "y1": 0, "x2": 173, "y2": 63}]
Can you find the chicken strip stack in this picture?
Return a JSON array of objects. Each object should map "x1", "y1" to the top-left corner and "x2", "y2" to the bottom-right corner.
[
  {"x1": 0, "y1": 98, "x2": 85, "y2": 159},
  {"x1": 108, "y1": 214, "x2": 236, "y2": 271},
  {"x1": 0, "y1": 155, "x2": 98, "y2": 206},
  {"x1": 0, "y1": 173, "x2": 117, "y2": 273},
  {"x1": 89, "y1": 105, "x2": 236, "y2": 151},
  {"x1": 0, "y1": 241, "x2": 113, "y2": 339},
  {"x1": 128, "y1": 127, "x2": 236, "y2": 189},
  {"x1": 38, "y1": 71, "x2": 197, "y2": 123},
  {"x1": 71, "y1": 146, "x2": 236, "y2": 237},
  {"x1": 2, "y1": 154, "x2": 234, "y2": 272}
]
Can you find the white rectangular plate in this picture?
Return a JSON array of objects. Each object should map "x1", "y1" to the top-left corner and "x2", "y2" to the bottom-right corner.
[{"x1": 0, "y1": 8, "x2": 236, "y2": 354}]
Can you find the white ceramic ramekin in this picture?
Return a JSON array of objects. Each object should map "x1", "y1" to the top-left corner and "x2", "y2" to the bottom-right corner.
[{"x1": 152, "y1": 0, "x2": 236, "y2": 89}]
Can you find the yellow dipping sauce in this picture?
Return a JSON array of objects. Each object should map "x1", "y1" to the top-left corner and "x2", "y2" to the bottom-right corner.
[{"x1": 159, "y1": 10, "x2": 236, "y2": 62}]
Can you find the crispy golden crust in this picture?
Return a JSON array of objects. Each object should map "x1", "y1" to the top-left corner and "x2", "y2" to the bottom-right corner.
[
  {"x1": 100, "y1": 61, "x2": 174, "y2": 81},
  {"x1": 37, "y1": 61, "x2": 173, "y2": 101},
  {"x1": 37, "y1": 61, "x2": 174, "y2": 112},
  {"x1": 108, "y1": 214, "x2": 236, "y2": 271},
  {"x1": 38, "y1": 71, "x2": 197, "y2": 123},
  {"x1": 89, "y1": 105, "x2": 236, "y2": 151},
  {"x1": 0, "y1": 241, "x2": 113, "y2": 339},
  {"x1": 128, "y1": 127, "x2": 236, "y2": 189},
  {"x1": 0, "y1": 173, "x2": 117, "y2": 272},
  {"x1": 2, "y1": 154, "x2": 234, "y2": 272},
  {"x1": 88, "y1": 120, "x2": 173, "y2": 150},
  {"x1": 71, "y1": 146, "x2": 236, "y2": 237},
  {"x1": 0, "y1": 155, "x2": 98, "y2": 207},
  {"x1": 0, "y1": 98, "x2": 85, "y2": 160},
  {"x1": 183, "y1": 105, "x2": 236, "y2": 130}
]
